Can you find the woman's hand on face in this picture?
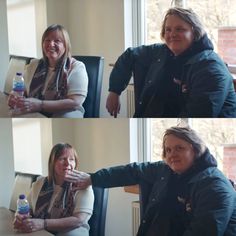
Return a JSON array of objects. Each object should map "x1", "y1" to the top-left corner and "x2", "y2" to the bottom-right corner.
[
  {"x1": 106, "y1": 92, "x2": 120, "y2": 118},
  {"x1": 65, "y1": 170, "x2": 92, "y2": 191}
]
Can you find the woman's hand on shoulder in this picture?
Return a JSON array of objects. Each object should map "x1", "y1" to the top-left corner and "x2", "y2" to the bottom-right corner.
[{"x1": 106, "y1": 91, "x2": 120, "y2": 118}]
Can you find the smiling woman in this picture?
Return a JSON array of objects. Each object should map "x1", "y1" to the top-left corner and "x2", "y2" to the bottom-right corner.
[
  {"x1": 106, "y1": 7, "x2": 236, "y2": 118},
  {"x1": 7, "y1": 24, "x2": 89, "y2": 118}
]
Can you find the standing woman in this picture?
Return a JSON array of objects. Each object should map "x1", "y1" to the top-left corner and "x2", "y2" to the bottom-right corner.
[
  {"x1": 13, "y1": 143, "x2": 94, "y2": 236},
  {"x1": 106, "y1": 7, "x2": 236, "y2": 117},
  {"x1": 8, "y1": 24, "x2": 88, "y2": 117}
]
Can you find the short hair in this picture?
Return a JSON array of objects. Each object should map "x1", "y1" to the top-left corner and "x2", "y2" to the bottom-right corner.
[
  {"x1": 41, "y1": 24, "x2": 72, "y2": 63},
  {"x1": 48, "y1": 143, "x2": 78, "y2": 184},
  {"x1": 160, "y1": 7, "x2": 206, "y2": 41},
  {"x1": 162, "y1": 126, "x2": 207, "y2": 159}
]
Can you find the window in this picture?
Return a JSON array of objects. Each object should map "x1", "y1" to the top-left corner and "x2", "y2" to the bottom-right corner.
[
  {"x1": 7, "y1": 0, "x2": 37, "y2": 57},
  {"x1": 6, "y1": 0, "x2": 47, "y2": 57},
  {"x1": 139, "y1": 118, "x2": 236, "y2": 182},
  {"x1": 136, "y1": 0, "x2": 236, "y2": 65},
  {"x1": 12, "y1": 118, "x2": 52, "y2": 175}
]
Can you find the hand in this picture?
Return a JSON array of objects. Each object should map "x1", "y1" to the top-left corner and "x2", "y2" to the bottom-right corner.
[
  {"x1": 13, "y1": 214, "x2": 44, "y2": 233},
  {"x1": 106, "y1": 92, "x2": 120, "y2": 118},
  {"x1": 65, "y1": 170, "x2": 92, "y2": 191},
  {"x1": 7, "y1": 93, "x2": 20, "y2": 109},
  {"x1": 12, "y1": 97, "x2": 42, "y2": 114},
  {"x1": 13, "y1": 213, "x2": 31, "y2": 232}
]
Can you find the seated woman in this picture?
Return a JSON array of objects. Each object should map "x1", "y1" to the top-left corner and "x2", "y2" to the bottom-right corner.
[
  {"x1": 8, "y1": 24, "x2": 88, "y2": 118},
  {"x1": 106, "y1": 7, "x2": 236, "y2": 117},
  {"x1": 68, "y1": 127, "x2": 236, "y2": 236},
  {"x1": 13, "y1": 143, "x2": 94, "y2": 236}
]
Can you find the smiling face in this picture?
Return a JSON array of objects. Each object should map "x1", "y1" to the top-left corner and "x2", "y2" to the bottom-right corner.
[
  {"x1": 164, "y1": 134, "x2": 195, "y2": 174},
  {"x1": 54, "y1": 148, "x2": 76, "y2": 185},
  {"x1": 164, "y1": 14, "x2": 194, "y2": 56},
  {"x1": 42, "y1": 30, "x2": 66, "y2": 67}
]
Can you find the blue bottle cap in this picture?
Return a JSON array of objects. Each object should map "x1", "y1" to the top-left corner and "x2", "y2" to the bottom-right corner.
[
  {"x1": 19, "y1": 194, "x2": 26, "y2": 199},
  {"x1": 16, "y1": 72, "x2": 22, "y2": 76}
]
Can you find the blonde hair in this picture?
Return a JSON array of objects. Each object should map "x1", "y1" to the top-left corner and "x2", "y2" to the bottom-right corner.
[
  {"x1": 48, "y1": 143, "x2": 78, "y2": 184},
  {"x1": 41, "y1": 24, "x2": 72, "y2": 63},
  {"x1": 162, "y1": 126, "x2": 207, "y2": 159},
  {"x1": 160, "y1": 7, "x2": 206, "y2": 41}
]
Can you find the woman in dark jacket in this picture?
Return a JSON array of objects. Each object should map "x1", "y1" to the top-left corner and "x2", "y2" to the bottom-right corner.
[
  {"x1": 106, "y1": 7, "x2": 236, "y2": 118},
  {"x1": 65, "y1": 126, "x2": 236, "y2": 236}
]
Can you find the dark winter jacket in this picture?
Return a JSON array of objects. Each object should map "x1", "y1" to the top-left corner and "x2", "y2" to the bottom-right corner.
[
  {"x1": 91, "y1": 150, "x2": 236, "y2": 236},
  {"x1": 109, "y1": 39, "x2": 236, "y2": 117}
]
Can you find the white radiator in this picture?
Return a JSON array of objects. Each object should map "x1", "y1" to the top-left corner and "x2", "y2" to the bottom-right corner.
[
  {"x1": 132, "y1": 201, "x2": 140, "y2": 236},
  {"x1": 127, "y1": 84, "x2": 135, "y2": 117}
]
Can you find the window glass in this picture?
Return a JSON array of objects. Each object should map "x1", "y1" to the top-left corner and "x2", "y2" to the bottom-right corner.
[
  {"x1": 144, "y1": 0, "x2": 236, "y2": 65},
  {"x1": 149, "y1": 118, "x2": 236, "y2": 182},
  {"x1": 7, "y1": 0, "x2": 37, "y2": 57},
  {"x1": 12, "y1": 118, "x2": 42, "y2": 174}
]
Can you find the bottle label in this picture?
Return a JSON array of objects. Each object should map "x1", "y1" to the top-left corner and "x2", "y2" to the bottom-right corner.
[
  {"x1": 13, "y1": 81, "x2": 24, "y2": 92},
  {"x1": 17, "y1": 204, "x2": 30, "y2": 215}
]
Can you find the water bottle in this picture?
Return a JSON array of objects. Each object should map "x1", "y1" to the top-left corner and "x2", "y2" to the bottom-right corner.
[
  {"x1": 16, "y1": 194, "x2": 30, "y2": 216},
  {"x1": 11, "y1": 72, "x2": 25, "y2": 115},
  {"x1": 13, "y1": 72, "x2": 25, "y2": 97}
]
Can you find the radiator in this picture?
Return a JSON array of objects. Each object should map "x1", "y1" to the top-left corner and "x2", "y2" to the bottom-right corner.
[
  {"x1": 132, "y1": 201, "x2": 140, "y2": 236},
  {"x1": 127, "y1": 84, "x2": 135, "y2": 118}
]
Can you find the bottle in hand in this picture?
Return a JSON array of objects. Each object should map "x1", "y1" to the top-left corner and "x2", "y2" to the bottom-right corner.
[
  {"x1": 17, "y1": 194, "x2": 30, "y2": 216},
  {"x1": 13, "y1": 72, "x2": 25, "y2": 97},
  {"x1": 11, "y1": 72, "x2": 25, "y2": 115}
]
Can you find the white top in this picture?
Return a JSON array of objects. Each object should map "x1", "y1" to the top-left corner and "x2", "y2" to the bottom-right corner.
[
  {"x1": 24, "y1": 59, "x2": 88, "y2": 98},
  {"x1": 27, "y1": 177, "x2": 94, "y2": 217}
]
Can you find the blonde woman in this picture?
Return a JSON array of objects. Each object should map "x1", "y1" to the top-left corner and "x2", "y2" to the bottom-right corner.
[{"x1": 8, "y1": 25, "x2": 88, "y2": 117}]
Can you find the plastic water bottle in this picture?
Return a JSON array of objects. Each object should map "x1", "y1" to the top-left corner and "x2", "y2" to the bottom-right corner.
[
  {"x1": 13, "y1": 72, "x2": 25, "y2": 97},
  {"x1": 11, "y1": 72, "x2": 25, "y2": 115},
  {"x1": 17, "y1": 194, "x2": 30, "y2": 216}
]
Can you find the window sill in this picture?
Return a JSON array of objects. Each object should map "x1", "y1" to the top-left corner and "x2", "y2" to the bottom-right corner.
[{"x1": 124, "y1": 185, "x2": 139, "y2": 194}]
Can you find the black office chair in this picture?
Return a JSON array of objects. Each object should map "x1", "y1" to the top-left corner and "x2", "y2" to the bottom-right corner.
[
  {"x1": 89, "y1": 186, "x2": 109, "y2": 236},
  {"x1": 73, "y1": 56, "x2": 104, "y2": 118}
]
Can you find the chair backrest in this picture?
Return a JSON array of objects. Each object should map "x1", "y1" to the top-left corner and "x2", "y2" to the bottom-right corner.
[
  {"x1": 9, "y1": 172, "x2": 39, "y2": 212},
  {"x1": 88, "y1": 186, "x2": 108, "y2": 236},
  {"x1": 4, "y1": 55, "x2": 32, "y2": 95},
  {"x1": 73, "y1": 56, "x2": 104, "y2": 118}
]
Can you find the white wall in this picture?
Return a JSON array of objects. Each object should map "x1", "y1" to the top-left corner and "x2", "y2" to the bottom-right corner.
[
  {"x1": 0, "y1": 0, "x2": 9, "y2": 91},
  {"x1": 50, "y1": 119, "x2": 138, "y2": 236},
  {"x1": 73, "y1": 119, "x2": 138, "y2": 236},
  {"x1": 0, "y1": 119, "x2": 15, "y2": 208},
  {"x1": 68, "y1": 0, "x2": 128, "y2": 117},
  {"x1": 46, "y1": 0, "x2": 69, "y2": 28}
]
